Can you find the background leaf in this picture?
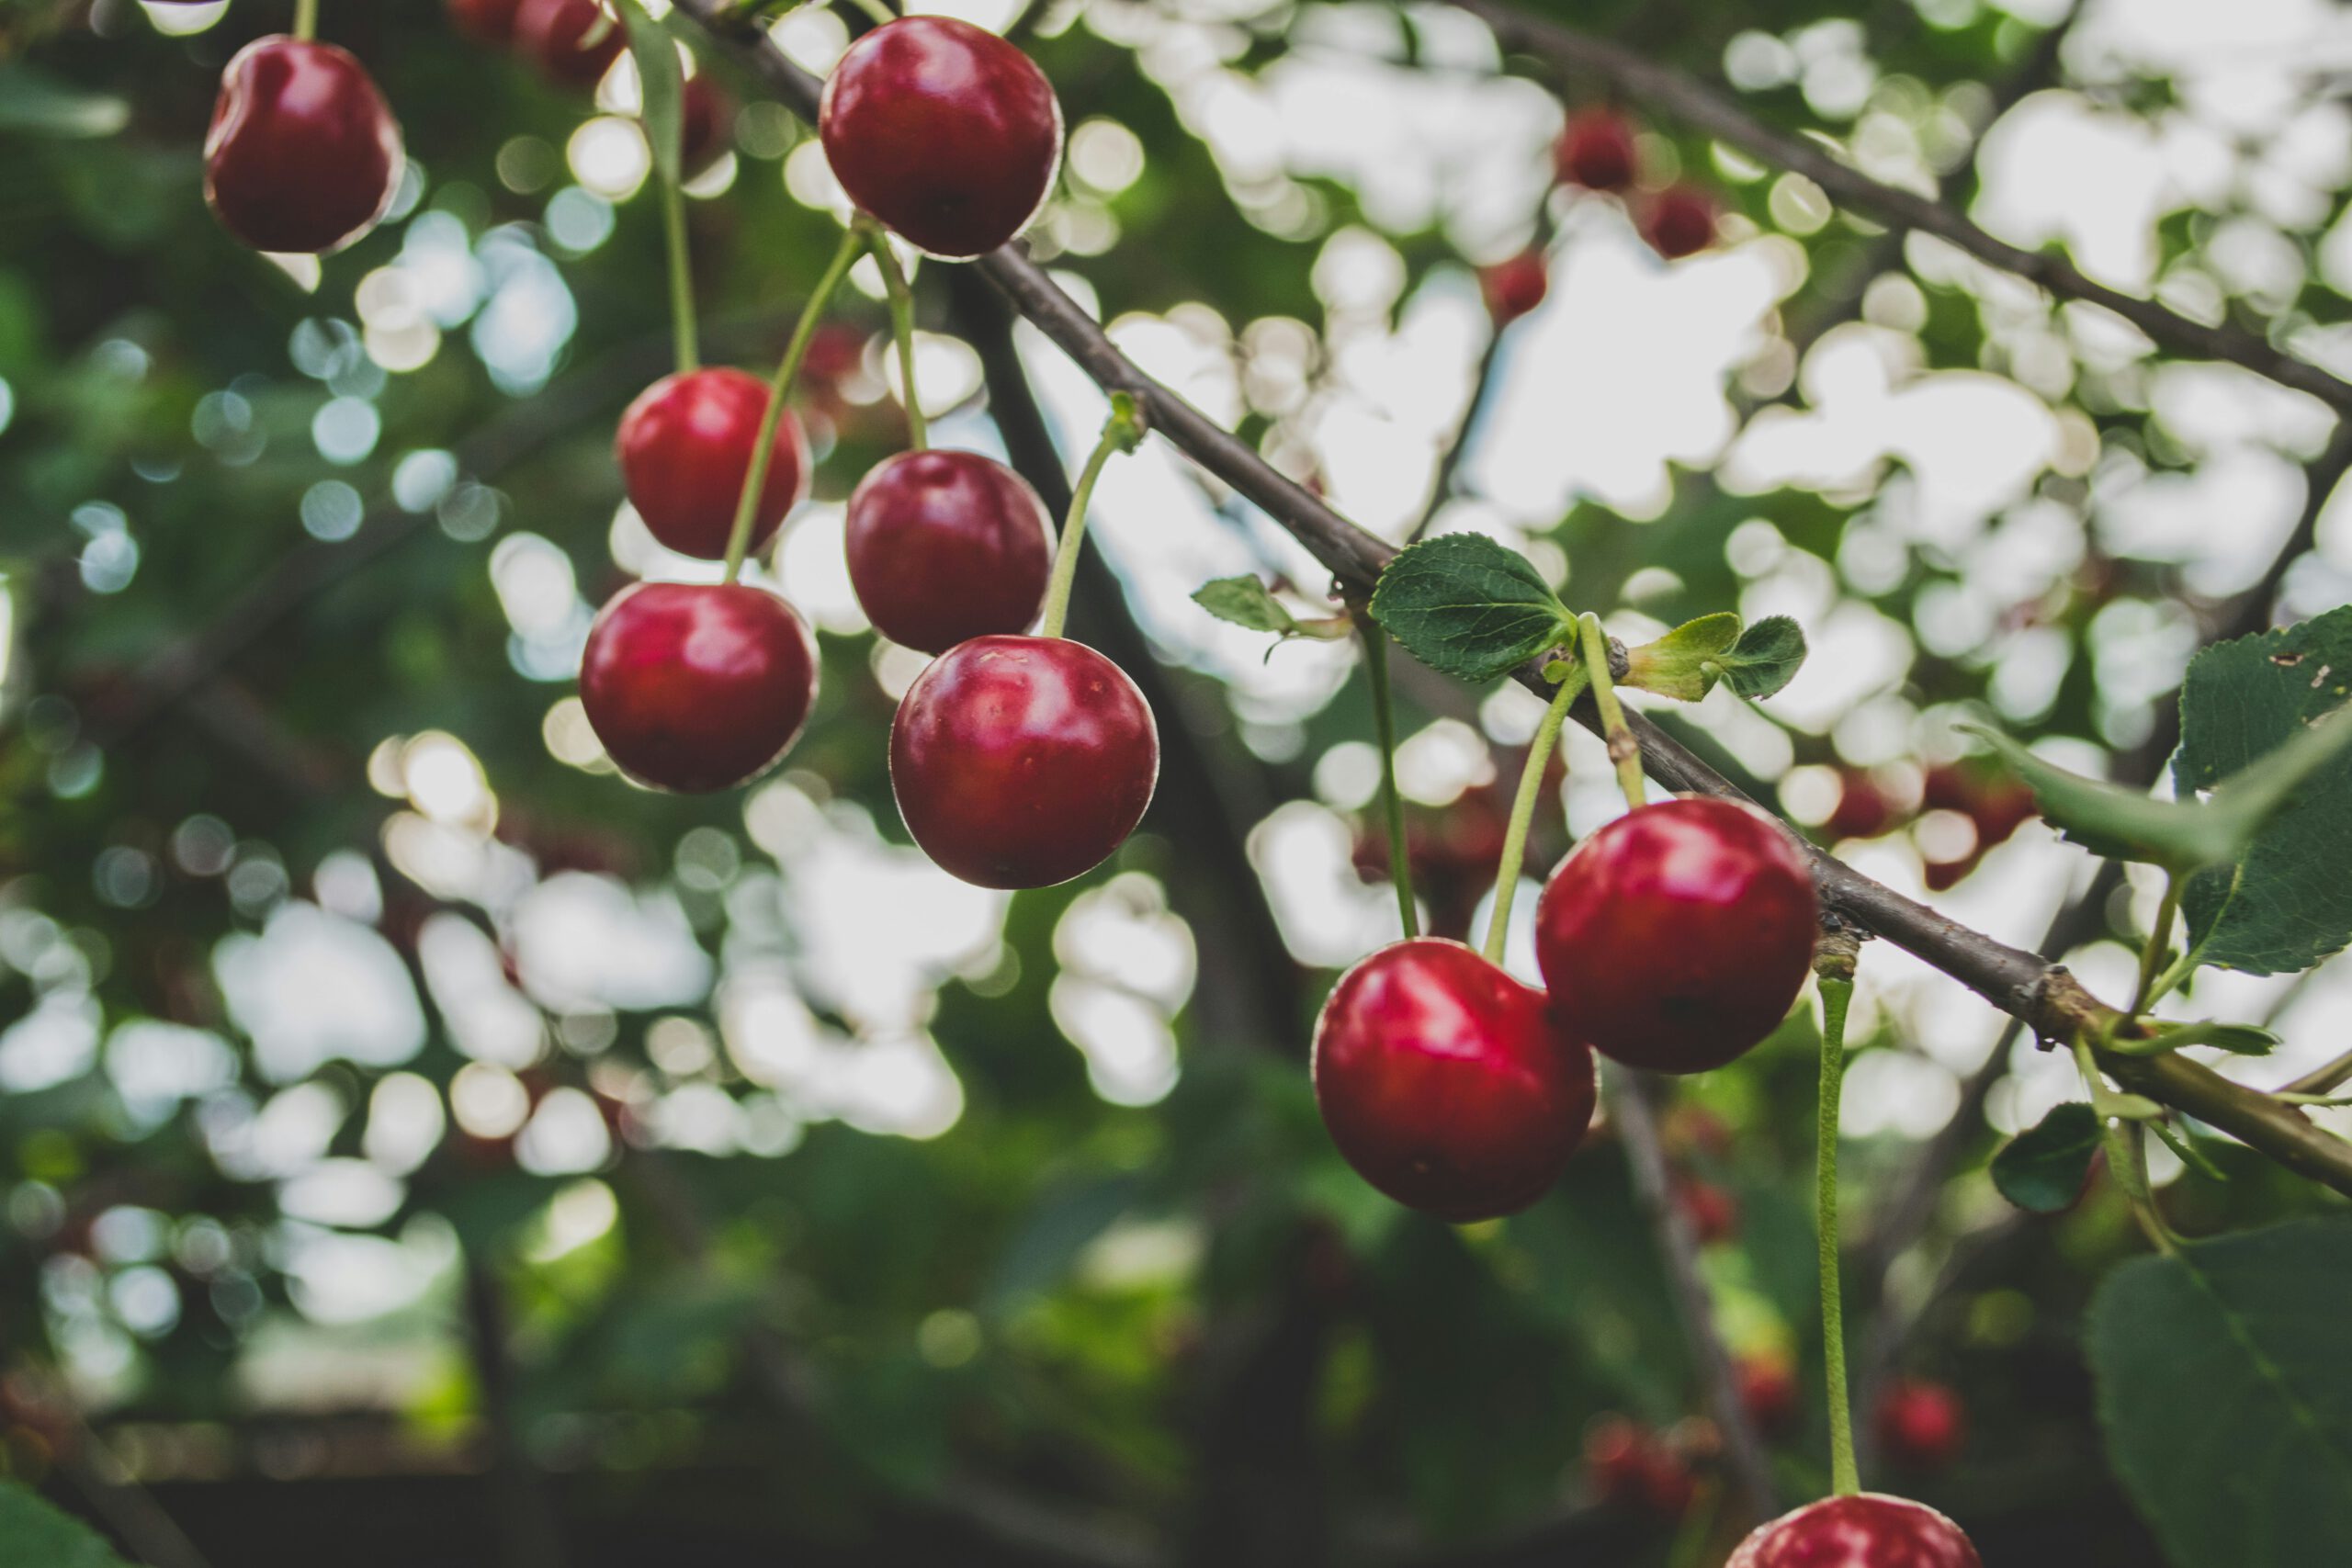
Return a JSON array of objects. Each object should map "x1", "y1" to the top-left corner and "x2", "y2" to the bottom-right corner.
[
  {"x1": 1368, "y1": 534, "x2": 1570, "y2": 682},
  {"x1": 1714, "y1": 615, "x2": 1806, "y2": 698},
  {"x1": 1965, "y1": 725, "x2": 2229, "y2": 870},
  {"x1": 615, "y1": 0, "x2": 683, "y2": 184},
  {"x1": 1991, "y1": 1101, "x2": 2100, "y2": 1213},
  {"x1": 0, "y1": 1481, "x2": 137, "y2": 1568}
]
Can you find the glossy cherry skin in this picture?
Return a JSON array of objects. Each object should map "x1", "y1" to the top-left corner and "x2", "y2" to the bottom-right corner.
[
  {"x1": 514, "y1": 0, "x2": 625, "y2": 90},
  {"x1": 1875, "y1": 1380, "x2": 1965, "y2": 1471},
  {"x1": 1313, "y1": 940, "x2": 1597, "y2": 1222},
  {"x1": 845, "y1": 450, "x2": 1055, "y2": 654},
  {"x1": 890, "y1": 636, "x2": 1158, "y2": 888},
  {"x1": 579, "y1": 581, "x2": 818, "y2": 794},
  {"x1": 1728, "y1": 1495, "x2": 1981, "y2": 1568},
  {"x1": 205, "y1": 38, "x2": 403, "y2": 255},
  {"x1": 1555, "y1": 107, "x2": 1638, "y2": 191},
  {"x1": 819, "y1": 16, "x2": 1062, "y2": 258},
  {"x1": 1478, "y1": 251, "x2": 1549, "y2": 326},
  {"x1": 1642, "y1": 184, "x2": 1718, "y2": 259},
  {"x1": 1535, "y1": 796, "x2": 1817, "y2": 1074},
  {"x1": 447, "y1": 0, "x2": 523, "y2": 45},
  {"x1": 681, "y1": 73, "x2": 734, "y2": 178},
  {"x1": 615, "y1": 368, "x2": 809, "y2": 561}
]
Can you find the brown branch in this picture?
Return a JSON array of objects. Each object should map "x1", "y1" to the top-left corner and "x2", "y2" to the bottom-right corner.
[{"x1": 1448, "y1": 0, "x2": 2352, "y2": 417}]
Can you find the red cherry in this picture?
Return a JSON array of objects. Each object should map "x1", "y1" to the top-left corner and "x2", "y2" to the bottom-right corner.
[
  {"x1": 615, "y1": 368, "x2": 809, "y2": 561},
  {"x1": 1312, "y1": 939, "x2": 1596, "y2": 1222},
  {"x1": 1477, "y1": 251, "x2": 1549, "y2": 326},
  {"x1": 514, "y1": 0, "x2": 625, "y2": 90},
  {"x1": 1737, "y1": 1353, "x2": 1800, "y2": 1433},
  {"x1": 1825, "y1": 769, "x2": 1900, "y2": 841},
  {"x1": 1674, "y1": 1177, "x2": 1739, "y2": 1246},
  {"x1": 889, "y1": 635, "x2": 1158, "y2": 888},
  {"x1": 1728, "y1": 1495, "x2": 1981, "y2": 1568},
  {"x1": 579, "y1": 581, "x2": 818, "y2": 793},
  {"x1": 447, "y1": 0, "x2": 523, "y2": 45},
  {"x1": 1584, "y1": 1416, "x2": 1695, "y2": 1517},
  {"x1": 1922, "y1": 852, "x2": 1979, "y2": 893},
  {"x1": 1874, "y1": 1379, "x2": 1966, "y2": 1472},
  {"x1": 844, "y1": 450, "x2": 1055, "y2": 654},
  {"x1": 819, "y1": 16, "x2": 1062, "y2": 258},
  {"x1": 1642, "y1": 184, "x2": 1719, "y2": 259},
  {"x1": 204, "y1": 38, "x2": 403, "y2": 255},
  {"x1": 1535, "y1": 797, "x2": 1818, "y2": 1074},
  {"x1": 681, "y1": 73, "x2": 735, "y2": 178},
  {"x1": 1555, "y1": 107, "x2": 1638, "y2": 191}
]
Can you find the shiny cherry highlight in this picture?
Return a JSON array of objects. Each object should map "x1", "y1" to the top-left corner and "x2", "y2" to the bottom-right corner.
[
  {"x1": 845, "y1": 450, "x2": 1055, "y2": 654},
  {"x1": 1727, "y1": 1495, "x2": 1982, "y2": 1568},
  {"x1": 579, "y1": 582, "x2": 818, "y2": 794},
  {"x1": 615, "y1": 367, "x2": 809, "y2": 561},
  {"x1": 205, "y1": 38, "x2": 403, "y2": 255}
]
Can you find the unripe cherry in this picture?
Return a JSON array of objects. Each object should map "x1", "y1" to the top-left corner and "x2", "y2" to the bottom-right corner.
[
  {"x1": 205, "y1": 38, "x2": 403, "y2": 255},
  {"x1": 579, "y1": 581, "x2": 818, "y2": 793},
  {"x1": 844, "y1": 450, "x2": 1055, "y2": 654},
  {"x1": 1727, "y1": 1495, "x2": 1981, "y2": 1568},
  {"x1": 615, "y1": 367, "x2": 809, "y2": 561},
  {"x1": 1555, "y1": 107, "x2": 1638, "y2": 191}
]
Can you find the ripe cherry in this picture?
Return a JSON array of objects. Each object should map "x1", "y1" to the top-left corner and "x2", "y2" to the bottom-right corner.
[
  {"x1": 1585, "y1": 1416, "x2": 1696, "y2": 1517},
  {"x1": 514, "y1": 0, "x2": 625, "y2": 90},
  {"x1": 1535, "y1": 797, "x2": 1817, "y2": 1074},
  {"x1": 1675, "y1": 1177, "x2": 1739, "y2": 1246},
  {"x1": 1555, "y1": 106, "x2": 1638, "y2": 191},
  {"x1": 1875, "y1": 1379, "x2": 1965, "y2": 1472},
  {"x1": 1478, "y1": 251, "x2": 1549, "y2": 326},
  {"x1": 819, "y1": 16, "x2": 1062, "y2": 258},
  {"x1": 1825, "y1": 768, "x2": 1901, "y2": 841},
  {"x1": 1728, "y1": 1495, "x2": 1981, "y2": 1568},
  {"x1": 1312, "y1": 939, "x2": 1596, "y2": 1222},
  {"x1": 205, "y1": 38, "x2": 403, "y2": 255},
  {"x1": 579, "y1": 581, "x2": 818, "y2": 793},
  {"x1": 615, "y1": 367, "x2": 809, "y2": 561},
  {"x1": 681, "y1": 73, "x2": 735, "y2": 178},
  {"x1": 844, "y1": 451, "x2": 1054, "y2": 654},
  {"x1": 890, "y1": 635, "x2": 1158, "y2": 888},
  {"x1": 1642, "y1": 184, "x2": 1718, "y2": 259},
  {"x1": 1736, "y1": 1353, "x2": 1800, "y2": 1434},
  {"x1": 447, "y1": 0, "x2": 523, "y2": 45}
]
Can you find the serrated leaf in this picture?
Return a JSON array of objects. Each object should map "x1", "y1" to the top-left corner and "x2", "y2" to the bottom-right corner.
[
  {"x1": 1368, "y1": 533, "x2": 1571, "y2": 682},
  {"x1": 0, "y1": 1482, "x2": 136, "y2": 1568},
  {"x1": 1715, "y1": 615, "x2": 1806, "y2": 698},
  {"x1": 614, "y1": 0, "x2": 681, "y2": 184},
  {"x1": 2089, "y1": 1218, "x2": 2352, "y2": 1568},
  {"x1": 1990, "y1": 1101, "x2": 2100, "y2": 1213},
  {"x1": 2176, "y1": 606, "x2": 2352, "y2": 975},
  {"x1": 1623, "y1": 612, "x2": 1741, "y2": 701}
]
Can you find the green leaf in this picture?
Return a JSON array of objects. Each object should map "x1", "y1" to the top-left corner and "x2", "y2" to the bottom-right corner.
[
  {"x1": 1191, "y1": 576, "x2": 1350, "y2": 642},
  {"x1": 1623, "y1": 612, "x2": 1742, "y2": 701},
  {"x1": 1714, "y1": 615, "x2": 1806, "y2": 698},
  {"x1": 1368, "y1": 533, "x2": 1571, "y2": 682},
  {"x1": 1962, "y1": 726, "x2": 2229, "y2": 871},
  {"x1": 2176, "y1": 606, "x2": 2352, "y2": 975},
  {"x1": 614, "y1": 0, "x2": 683, "y2": 185},
  {"x1": 2107, "y1": 1020, "x2": 2280, "y2": 1057},
  {"x1": 1990, "y1": 1101, "x2": 2100, "y2": 1213},
  {"x1": 2148, "y1": 1119, "x2": 2227, "y2": 1183},
  {"x1": 0, "y1": 1482, "x2": 136, "y2": 1568},
  {"x1": 0, "y1": 64, "x2": 129, "y2": 139},
  {"x1": 2089, "y1": 1218, "x2": 2352, "y2": 1568}
]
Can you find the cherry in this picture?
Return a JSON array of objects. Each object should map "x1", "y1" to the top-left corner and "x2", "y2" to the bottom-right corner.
[
  {"x1": 1584, "y1": 1416, "x2": 1696, "y2": 1517},
  {"x1": 1312, "y1": 939, "x2": 1596, "y2": 1222},
  {"x1": 1555, "y1": 106, "x2": 1638, "y2": 192},
  {"x1": 447, "y1": 0, "x2": 523, "y2": 45},
  {"x1": 1675, "y1": 1177, "x2": 1739, "y2": 1246},
  {"x1": 1642, "y1": 184, "x2": 1719, "y2": 259},
  {"x1": 1727, "y1": 1495, "x2": 1981, "y2": 1568},
  {"x1": 819, "y1": 16, "x2": 1062, "y2": 258},
  {"x1": 615, "y1": 367, "x2": 809, "y2": 561},
  {"x1": 844, "y1": 450, "x2": 1055, "y2": 654},
  {"x1": 890, "y1": 635, "x2": 1158, "y2": 888},
  {"x1": 579, "y1": 581, "x2": 818, "y2": 793},
  {"x1": 1535, "y1": 797, "x2": 1817, "y2": 1074},
  {"x1": 1874, "y1": 1379, "x2": 1965, "y2": 1472},
  {"x1": 1478, "y1": 251, "x2": 1549, "y2": 326},
  {"x1": 1736, "y1": 1353, "x2": 1800, "y2": 1434},
  {"x1": 204, "y1": 38, "x2": 403, "y2": 255},
  {"x1": 1825, "y1": 768, "x2": 1901, "y2": 841},
  {"x1": 514, "y1": 0, "x2": 625, "y2": 90},
  {"x1": 681, "y1": 73, "x2": 735, "y2": 178}
]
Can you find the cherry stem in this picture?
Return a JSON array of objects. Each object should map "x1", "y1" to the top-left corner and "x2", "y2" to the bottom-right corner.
[
  {"x1": 2132, "y1": 874, "x2": 2182, "y2": 1015},
  {"x1": 1036, "y1": 394, "x2": 1145, "y2": 640},
  {"x1": 660, "y1": 175, "x2": 699, "y2": 376},
  {"x1": 293, "y1": 0, "x2": 319, "y2": 40},
  {"x1": 1577, "y1": 611, "x2": 1645, "y2": 811},
  {"x1": 1361, "y1": 621, "x2": 1417, "y2": 941},
  {"x1": 1481, "y1": 660, "x2": 1587, "y2": 966},
  {"x1": 1814, "y1": 963, "x2": 1860, "y2": 1498},
  {"x1": 865, "y1": 229, "x2": 924, "y2": 450},
  {"x1": 719, "y1": 220, "x2": 864, "y2": 583}
]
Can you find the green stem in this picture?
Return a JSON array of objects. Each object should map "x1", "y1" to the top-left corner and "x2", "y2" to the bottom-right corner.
[
  {"x1": 1481, "y1": 661, "x2": 1587, "y2": 965},
  {"x1": 721, "y1": 222, "x2": 864, "y2": 583},
  {"x1": 2133, "y1": 875, "x2": 2181, "y2": 1016},
  {"x1": 840, "y1": 0, "x2": 898, "y2": 25},
  {"x1": 1815, "y1": 973, "x2": 1860, "y2": 1498},
  {"x1": 1036, "y1": 395, "x2": 1145, "y2": 640},
  {"x1": 866, "y1": 231, "x2": 924, "y2": 450},
  {"x1": 293, "y1": 0, "x2": 319, "y2": 40},
  {"x1": 1362, "y1": 621, "x2": 1417, "y2": 941},
  {"x1": 1577, "y1": 612, "x2": 1645, "y2": 810},
  {"x1": 660, "y1": 175, "x2": 698, "y2": 376}
]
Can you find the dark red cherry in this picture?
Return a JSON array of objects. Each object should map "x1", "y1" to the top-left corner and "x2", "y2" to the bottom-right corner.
[
  {"x1": 1535, "y1": 797, "x2": 1817, "y2": 1074},
  {"x1": 890, "y1": 635, "x2": 1157, "y2": 888},
  {"x1": 1642, "y1": 184, "x2": 1718, "y2": 259},
  {"x1": 819, "y1": 16, "x2": 1062, "y2": 258},
  {"x1": 844, "y1": 450, "x2": 1054, "y2": 654},
  {"x1": 579, "y1": 581, "x2": 818, "y2": 793},
  {"x1": 1875, "y1": 1380, "x2": 1965, "y2": 1472},
  {"x1": 204, "y1": 38, "x2": 403, "y2": 255},
  {"x1": 1478, "y1": 251, "x2": 1549, "y2": 326},
  {"x1": 1675, "y1": 1177, "x2": 1739, "y2": 1245},
  {"x1": 1736, "y1": 1353, "x2": 1800, "y2": 1433},
  {"x1": 1312, "y1": 939, "x2": 1596, "y2": 1222},
  {"x1": 1728, "y1": 1495, "x2": 1981, "y2": 1568},
  {"x1": 681, "y1": 73, "x2": 734, "y2": 178},
  {"x1": 1555, "y1": 107, "x2": 1638, "y2": 192},
  {"x1": 514, "y1": 0, "x2": 625, "y2": 90},
  {"x1": 1825, "y1": 768, "x2": 1901, "y2": 841},
  {"x1": 447, "y1": 0, "x2": 523, "y2": 45},
  {"x1": 615, "y1": 368, "x2": 809, "y2": 561}
]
